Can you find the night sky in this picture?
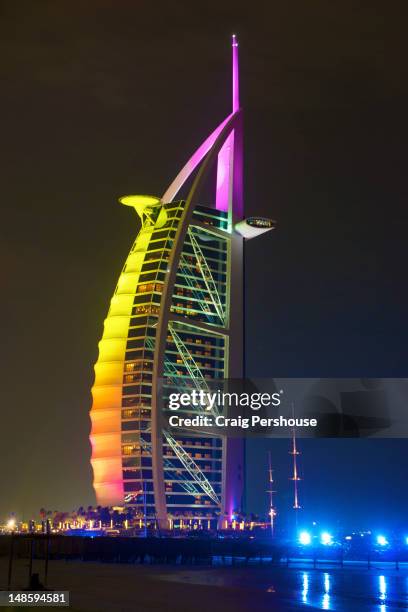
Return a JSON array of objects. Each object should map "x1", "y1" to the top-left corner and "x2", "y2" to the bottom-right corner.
[{"x1": 1, "y1": 1, "x2": 407, "y2": 528}]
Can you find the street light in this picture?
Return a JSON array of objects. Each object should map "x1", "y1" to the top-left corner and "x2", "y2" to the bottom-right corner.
[
  {"x1": 299, "y1": 531, "x2": 312, "y2": 545},
  {"x1": 320, "y1": 532, "x2": 333, "y2": 546}
]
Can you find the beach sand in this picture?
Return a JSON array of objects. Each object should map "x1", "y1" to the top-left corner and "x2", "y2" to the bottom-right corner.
[{"x1": 0, "y1": 558, "x2": 317, "y2": 611}]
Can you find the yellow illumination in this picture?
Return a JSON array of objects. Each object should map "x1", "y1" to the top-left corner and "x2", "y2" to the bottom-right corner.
[
  {"x1": 91, "y1": 386, "x2": 122, "y2": 410},
  {"x1": 97, "y1": 339, "x2": 127, "y2": 363},
  {"x1": 124, "y1": 253, "x2": 145, "y2": 274},
  {"x1": 119, "y1": 194, "x2": 160, "y2": 216},
  {"x1": 93, "y1": 362, "x2": 123, "y2": 386},
  {"x1": 90, "y1": 196, "x2": 163, "y2": 506},
  {"x1": 120, "y1": 194, "x2": 160, "y2": 207},
  {"x1": 102, "y1": 316, "x2": 131, "y2": 340},
  {"x1": 109, "y1": 295, "x2": 135, "y2": 317},
  {"x1": 117, "y1": 273, "x2": 140, "y2": 295}
]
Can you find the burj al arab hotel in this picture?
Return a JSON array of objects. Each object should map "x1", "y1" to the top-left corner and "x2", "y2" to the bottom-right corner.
[{"x1": 90, "y1": 37, "x2": 275, "y2": 528}]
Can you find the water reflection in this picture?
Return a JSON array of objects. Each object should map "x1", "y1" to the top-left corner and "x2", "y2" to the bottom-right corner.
[
  {"x1": 296, "y1": 569, "x2": 396, "y2": 610},
  {"x1": 161, "y1": 563, "x2": 408, "y2": 611},
  {"x1": 379, "y1": 575, "x2": 387, "y2": 602},
  {"x1": 322, "y1": 572, "x2": 331, "y2": 610},
  {"x1": 302, "y1": 572, "x2": 309, "y2": 604}
]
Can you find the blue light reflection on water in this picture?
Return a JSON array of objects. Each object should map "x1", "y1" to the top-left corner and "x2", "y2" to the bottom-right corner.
[
  {"x1": 302, "y1": 572, "x2": 309, "y2": 603},
  {"x1": 290, "y1": 568, "x2": 408, "y2": 610},
  {"x1": 322, "y1": 572, "x2": 330, "y2": 610},
  {"x1": 379, "y1": 575, "x2": 387, "y2": 601},
  {"x1": 157, "y1": 563, "x2": 408, "y2": 610},
  {"x1": 301, "y1": 571, "x2": 331, "y2": 610}
]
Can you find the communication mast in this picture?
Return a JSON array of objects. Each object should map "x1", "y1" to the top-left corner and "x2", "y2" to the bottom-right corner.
[
  {"x1": 267, "y1": 451, "x2": 277, "y2": 536},
  {"x1": 289, "y1": 406, "x2": 302, "y2": 527}
]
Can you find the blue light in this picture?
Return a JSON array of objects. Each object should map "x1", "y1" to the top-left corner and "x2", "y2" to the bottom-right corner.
[
  {"x1": 321, "y1": 573, "x2": 331, "y2": 610},
  {"x1": 320, "y1": 532, "x2": 333, "y2": 546},
  {"x1": 302, "y1": 573, "x2": 309, "y2": 603},
  {"x1": 376, "y1": 535, "x2": 388, "y2": 546},
  {"x1": 299, "y1": 531, "x2": 312, "y2": 545},
  {"x1": 405, "y1": 536, "x2": 408, "y2": 546},
  {"x1": 379, "y1": 575, "x2": 387, "y2": 602},
  {"x1": 322, "y1": 593, "x2": 330, "y2": 610}
]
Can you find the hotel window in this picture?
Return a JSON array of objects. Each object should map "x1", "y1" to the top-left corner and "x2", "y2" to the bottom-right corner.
[
  {"x1": 122, "y1": 409, "x2": 137, "y2": 419},
  {"x1": 122, "y1": 421, "x2": 138, "y2": 431},
  {"x1": 122, "y1": 445, "x2": 138, "y2": 456}
]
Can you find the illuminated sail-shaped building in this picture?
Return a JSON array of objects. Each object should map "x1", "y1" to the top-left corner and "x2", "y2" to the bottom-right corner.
[{"x1": 90, "y1": 37, "x2": 275, "y2": 528}]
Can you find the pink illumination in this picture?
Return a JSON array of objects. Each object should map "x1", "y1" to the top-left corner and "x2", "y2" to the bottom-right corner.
[
  {"x1": 215, "y1": 35, "x2": 241, "y2": 214},
  {"x1": 232, "y1": 34, "x2": 239, "y2": 113},
  {"x1": 162, "y1": 35, "x2": 243, "y2": 219},
  {"x1": 162, "y1": 114, "x2": 233, "y2": 204},
  {"x1": 215, "y1": 132, "x2": 234, "y2": 212}
]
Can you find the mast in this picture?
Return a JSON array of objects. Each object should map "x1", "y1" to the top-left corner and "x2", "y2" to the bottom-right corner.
[
  {"x1": 290, "y1": 407, "x2": 301, "y2": 528},
  {"x1": 267, "y1": 451, "x2": 276, "y2": 536},
  {"x1": 232, "y1": 34, "x2": 239, "y2": 112},
  {"x1": 215, "y1": 34, "x2": 242, "y2": 216}
]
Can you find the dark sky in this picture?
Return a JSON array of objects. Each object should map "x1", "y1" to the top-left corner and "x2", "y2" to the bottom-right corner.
[{"x1": 1, "y1": 1, "x2": 407, "y2": 528}]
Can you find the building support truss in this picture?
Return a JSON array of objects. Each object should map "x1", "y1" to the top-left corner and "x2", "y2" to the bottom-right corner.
[
  {"x1": 138, "y1": 436, "x2": 202, "y2": 497},
  {"x1": 187, "y1": 228, "x2": 226, "y2": 325},
  {"x1": 142, "y1": 336, "x2": 220, "y2": 505},
  {"x1": 168, "y1": 323, "x2": 219, "y2": 417},
  {"x1": 178, "y1": 253, "x2": 214, "y2": 319},
  {"x1": 162, "y1": 431, "x2": 220, "y2": 504}
]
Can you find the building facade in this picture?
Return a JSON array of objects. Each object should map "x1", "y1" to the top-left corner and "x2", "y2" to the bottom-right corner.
[{"x1": 89, "y1": 37, "x2": 273, "y2": 527}]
